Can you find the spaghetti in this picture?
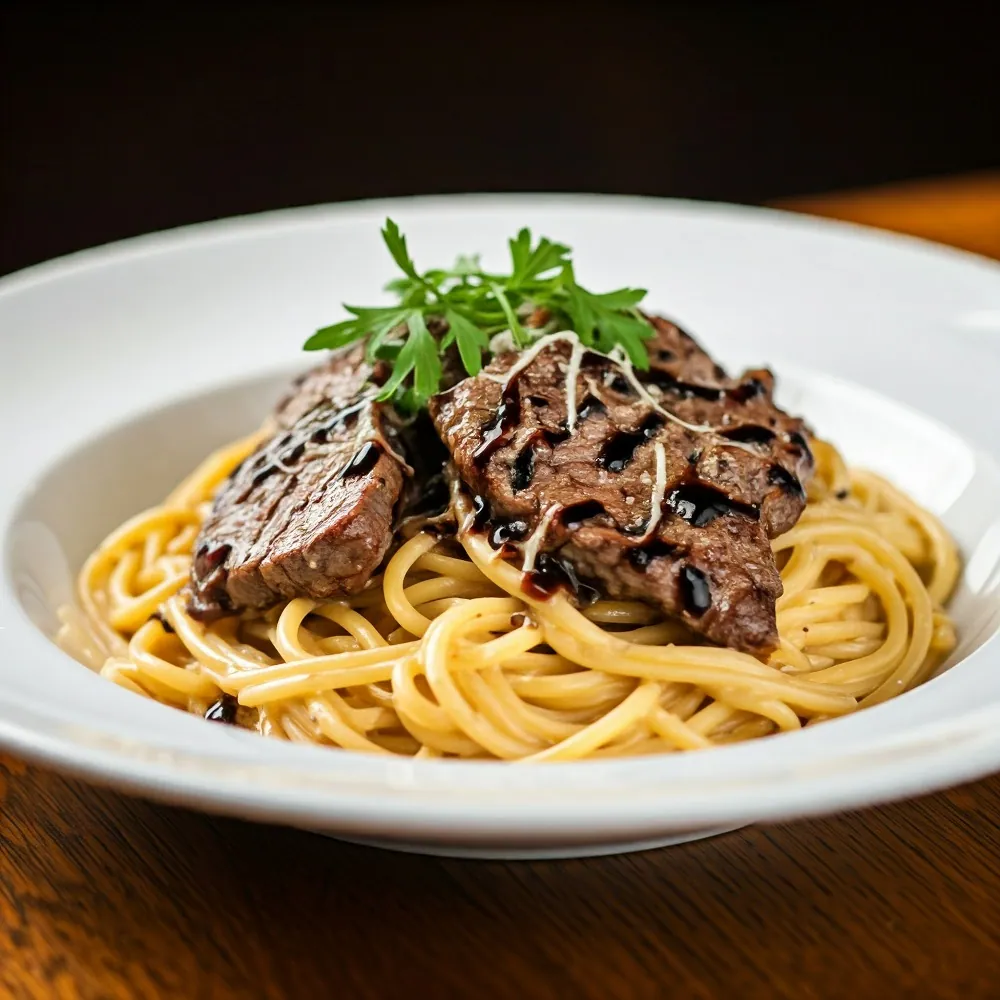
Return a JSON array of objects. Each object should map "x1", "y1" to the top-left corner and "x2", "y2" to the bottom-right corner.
[{"x1": 58, "y1": 434, "x2": 959, "y2": 760}]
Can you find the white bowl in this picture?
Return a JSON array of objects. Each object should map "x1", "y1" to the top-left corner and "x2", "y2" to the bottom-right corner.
[{"x1": 3, "y1": 194, "x2": 1000, "y2": 859}]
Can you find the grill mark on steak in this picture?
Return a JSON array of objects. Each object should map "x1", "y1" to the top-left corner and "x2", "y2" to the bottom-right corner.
[
  {"x1": 718, "y1": 424, "x2": 777, "y2": 446},
  {"x1": 472, "y1": 380, "x2": 521, "y2": 467},
  {"x1": 188, "y1": 345, "x2": 410, "y2": 621},
  {"x1": 597, "y1": 414, "x2": 665, "y2": 473},
  {"x1": 666, "y1": 479, "x2": 761, "y2": 527},
  {"x1": 429, "y1": 315, "x2": 815, "y2": 654},
  {"x1": 511, "y1": 444, "x2": 536, "y2": 492}
]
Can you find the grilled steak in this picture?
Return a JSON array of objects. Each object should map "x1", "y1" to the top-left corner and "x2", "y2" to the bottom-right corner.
[
  {"x1": 429, "y1": 316, "x2": 814, "y2": 654},
  {"x1": 188, "y1": 345, "x2": 409, "y2": 621}
]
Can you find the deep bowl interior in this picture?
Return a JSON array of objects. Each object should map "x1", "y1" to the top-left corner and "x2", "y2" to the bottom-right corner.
[{"x1": 8, "y1": 362, "x2": 1000, "y2": 735}]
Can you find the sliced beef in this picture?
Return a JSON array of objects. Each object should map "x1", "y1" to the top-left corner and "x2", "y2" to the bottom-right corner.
[
  {"x1": 429, "y1": 316, "x2": 814, "y2": 654},
  {"x1": 188, "y1": 345, "x2": 408, "y2": 621}
]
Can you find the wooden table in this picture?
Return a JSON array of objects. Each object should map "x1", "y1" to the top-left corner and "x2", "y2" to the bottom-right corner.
[{"x1": 3, "y1": 175, "x2": 1000, "y2": 999}]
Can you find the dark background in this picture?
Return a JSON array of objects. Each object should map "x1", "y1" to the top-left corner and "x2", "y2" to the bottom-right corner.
[{"x1": 2, "y1": 1, "x2": 998, "y2": 277}]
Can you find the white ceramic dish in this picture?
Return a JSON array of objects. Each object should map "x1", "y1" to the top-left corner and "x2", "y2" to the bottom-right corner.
[{"x1": 4, "y1": 194, "x2": 1000, "y2": 859}]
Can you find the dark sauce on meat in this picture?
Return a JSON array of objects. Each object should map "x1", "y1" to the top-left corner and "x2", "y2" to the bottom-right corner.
[
  {"x1": 640, "y1": 413, "x2": 665, "y2": 436},
  {"x1": 542, "y1": 424, "x2": 571, "y2": 447},
  {"x1": 621, "y1": 521, "x2": 651, "y2": 537},
  {"x1": 727, "y1": 377, "x2": 766, "y2": 404},
  {"x1": 205, "y1": 694, "x2": 238, "y2": 725},
  {"x1": 522, "y1": 552, "x2": 600, "y2": 606},
  {"x1": 250, "y1": 464, "x2": 279, "y2": 489},
  {"x1": 340, "y1": 441, "x2": 381, "y2": 479},
  {"x1": 528, "y1": 395, "x2": 549, "y2": 408},
  {"x1": 577, "y1": 395, "x2": 607, "y2": 421},
  {"x1": 471, "y1": 495, "x2": 491, "y2": 531},
  {"x1": 605, "y1": 373, "x2": 635, "y2": 396},
  {"x1": 149, "y1": 610, "x2": 175, "y2": 634},
  {"x1": 645, "y1": 372, "x2": 766, "y2": 404},
  {"x1": 310, "y1": 401, "x2": 364, "y2": 443},
  {"x1": 667, "y1": 481, "x2": 760, "y2": 527},
  {"x1": 640, "y1": 369, "x2": 724, "y2": 401},
  {"x1": 680, "y1": 565, "x2": 712, "y2": 616},
  {"x1": 627, "y1": 540, "x2": 676, "y2": 570},
  {"x1": 511, "y1": 446, "x2": 536, "y2": 492},
  {"x1": 580, "y1": 349, "x2": 609, "y2": 370},
  {"x1": 787, "y1": 430, "x2": 814, "y2": 465},
  {"x1": 561, "y1": 500, "x2": 606, "y2": 526},
  {"x1": 767, "y1": 463, "x2": 805, "y2": 501},
  {"x1": 597, "y1": 413, "x2": 665, "y2": 473},
  {"x1": 490, "y1": 519, "x2": 530, "y2": 548},
  {"x1": 472, "y1": 380, "x2": 521, "y2": 466},
  {"x1": 599, "y1": 431, "x2": 645, "y2": 473},
  {"x1": 719, "y1": 424, "x2": 776, "y2": 446}
]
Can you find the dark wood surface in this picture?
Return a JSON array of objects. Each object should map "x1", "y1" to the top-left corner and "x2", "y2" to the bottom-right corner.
[
  {"x1": 3, "y1": 753, "x2": 1000, "y2": 999},
  {"x1": 3, "y1": 180, "x2": 1000, "y2": 998},
  {"x1": 3, "y1": 2, "x2": 1000, "y2": 277}
]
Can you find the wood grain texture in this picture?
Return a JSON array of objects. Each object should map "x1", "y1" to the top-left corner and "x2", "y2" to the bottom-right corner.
[
  {"x1": 3, "y1": 179, "x2": 1000, "y2": 999},
  {"x1": 3, "y1": 752, "x2": 1000, "y2": 999}
]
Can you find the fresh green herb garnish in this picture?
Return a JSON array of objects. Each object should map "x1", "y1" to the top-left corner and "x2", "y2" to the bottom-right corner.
[{"x1": 304, "y1": 219, "x2": 652, "y2": 412}]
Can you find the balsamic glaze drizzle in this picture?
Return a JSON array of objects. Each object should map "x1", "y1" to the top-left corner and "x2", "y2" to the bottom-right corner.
[
  {"x1": 605, "y1": 373, "x2": 635, "y2": 396},
  {"x1": 727, "y1": 377, "x2": 767, "y2": 403},
  {"x1": 490, "y1": 520, "x2": 530, "y2": 548},
  {"x1": 521, "y1": 553, "x2": 600, "y2": 606},
  {"x1": 680, "y1": 565, "x2": 712, "y2": 615},
  {"x1": 767, "y1": 463, "x2": 805, "y2": 500},
  {"x1": 250, "y1": 464, "x2": 279, "y2": 489},
  {"x1": 597, "y1": 414, "x2": 665, "y2": 473},
  {"x1": 719, "y1": 424, "x2": 776, "y2": 446},
  {"x1": 561, "y1": 500, "x2": 606, "y2": 526},
  {"x1": 627, "y1": 540, "x2": 676, "y2": 571},
  {"x1": 639, "y1": 369, "x2": 725, "y2": 401},
  {"x1": 577, "y1": 395, "x2": 607, "y2": 421},
  {"x1": 340, "y1": 442, "x2": 381, "y2": 479},
  {"x1": 666, "y1": 481, "x2": 760, "y2": 527},
  {"x1": 149, "y1": 610, "x2": 175, "y2": 634},
  {"x1": 511, "y1": 446, "x2": 536, "y2": 492},
  {"x1": 205, "y1": 694, "x2": 239, "y2": 725},
  {"x1": 466, "y1": 494, "x2": 599, "y2": 605},
  {"x1": 787, "y1": 430, "x2": 814, "y2": 465},
  {"x1": 472, "y1": 380, "x2": 521, "y2": 466},
  {"x1": 471, "y1": 495, "x2": 491, "y2": 531},
  {"x1": 639, "y1": 370, "x2": 767, "y2": 405}
]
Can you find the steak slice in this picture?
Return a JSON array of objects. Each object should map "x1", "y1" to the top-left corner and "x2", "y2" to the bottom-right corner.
[
  {"x1": 188, "y1": 345, "x2": 409, "y2": 621},
  {"x1": 429, "y1": 316, "x2": 815, "y2": 654}
]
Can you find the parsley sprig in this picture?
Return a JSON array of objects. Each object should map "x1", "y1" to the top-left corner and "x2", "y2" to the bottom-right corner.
[{"x1": 304, "y1": 219, "x2": 652, "y2": 412}]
